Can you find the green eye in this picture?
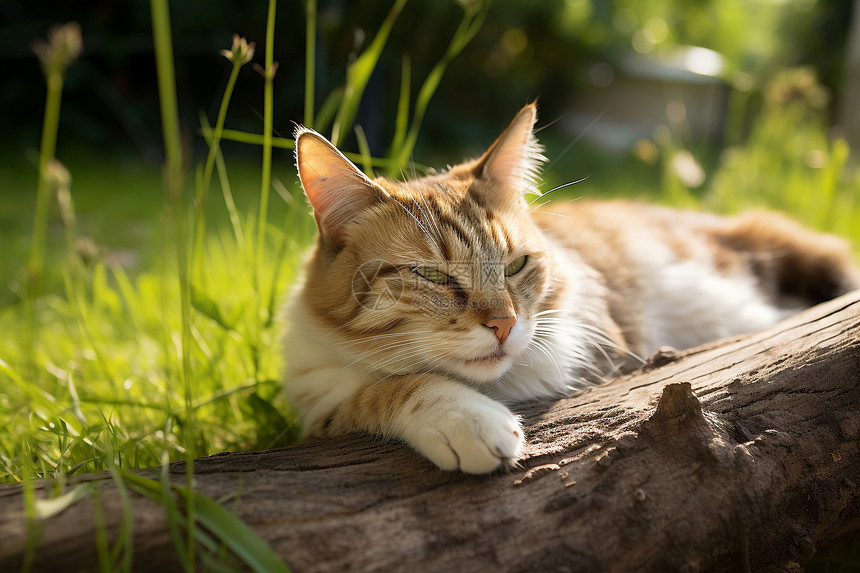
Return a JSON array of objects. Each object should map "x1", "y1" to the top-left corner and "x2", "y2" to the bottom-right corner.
[
  {"x1": 412, "y1": 266, "x2": 451, "y2": 285},
  {"x1": 504, "y1": 255, "x2": 527, "y2": 277}
]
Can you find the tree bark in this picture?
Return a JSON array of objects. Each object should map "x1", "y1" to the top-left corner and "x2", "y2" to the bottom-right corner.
[{"x1": 2, "y1": 291, "x2": 859, "y2": 572}]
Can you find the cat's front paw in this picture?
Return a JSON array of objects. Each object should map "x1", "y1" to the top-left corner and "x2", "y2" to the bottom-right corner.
[{"x1": 403, "y1": 388, "x2": 524, "y2": 474}]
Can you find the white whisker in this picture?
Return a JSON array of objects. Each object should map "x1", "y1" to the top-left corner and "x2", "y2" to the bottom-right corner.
[{"x1": 527, "y1": 176, "x2": 590, "y2": 206}]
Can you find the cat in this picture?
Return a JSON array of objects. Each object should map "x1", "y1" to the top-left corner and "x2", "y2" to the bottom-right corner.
[{"x1": 281, "y1": 103, "x2": 860, "y2": 474}]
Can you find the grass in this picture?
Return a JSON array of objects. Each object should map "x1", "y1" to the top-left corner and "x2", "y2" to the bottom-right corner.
[
  {"x1": 0, "y1": 149, "x2": 313, "y2": 464},
  {"x1": 2, "y1": 1, "x2": 860, "y2": 571}
]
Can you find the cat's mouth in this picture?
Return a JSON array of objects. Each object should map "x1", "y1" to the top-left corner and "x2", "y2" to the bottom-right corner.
[
  {"x1": 465, "y1": 348, "x2": 507, "y2": 365},
  {"x1": 450, "y1": 324, "x2": 532, "y2": 382},
  {"x1": 448, "y1": 344, "x2": 520, "y2": 383}
]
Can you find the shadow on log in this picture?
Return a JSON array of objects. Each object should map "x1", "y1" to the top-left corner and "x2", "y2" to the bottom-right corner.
[{"x1": 2, "y1": 291, "x2": 859, "y2": 572}]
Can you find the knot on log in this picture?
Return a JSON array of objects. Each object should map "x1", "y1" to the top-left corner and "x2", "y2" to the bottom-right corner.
[
  {"x1": 650, "y1": 382, "x2": 704, "y2": 424},
  {"x1": 638, "y1": 382, "x2": 732, "y2": 465}
]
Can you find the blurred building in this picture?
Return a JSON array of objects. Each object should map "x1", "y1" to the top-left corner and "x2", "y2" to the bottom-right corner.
[{"x1": 565, "y1": 46, "x2": 729, "y2": 153}]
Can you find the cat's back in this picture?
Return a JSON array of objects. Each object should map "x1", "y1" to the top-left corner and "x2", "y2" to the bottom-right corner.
[
  {"x1": 531, "y1": 199, "x2": 724, "y2": 305},
  {"x1": 532, "y1": 199, "x2": 719, "y2": 256},
  {"x1": 531, "y1": 200, "x2": 790, "y2": 355}
]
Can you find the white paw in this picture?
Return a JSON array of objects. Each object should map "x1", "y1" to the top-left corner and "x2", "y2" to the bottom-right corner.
[{"x1": 402, "y1": 388, "x2": 524, "y2": 474}]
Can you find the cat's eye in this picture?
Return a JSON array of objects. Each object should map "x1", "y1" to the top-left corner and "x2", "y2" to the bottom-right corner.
[
  {"x1": 505, "y1": 255, "x2": 528, "y2": 277},
  {"x1": 412, "y1": 266, "x2": 451, "y2": 285}
]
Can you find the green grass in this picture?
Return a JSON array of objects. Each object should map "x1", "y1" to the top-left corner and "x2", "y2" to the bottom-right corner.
[{"x1": 0, "y1": 149, "x2": 312, "y2": 475}]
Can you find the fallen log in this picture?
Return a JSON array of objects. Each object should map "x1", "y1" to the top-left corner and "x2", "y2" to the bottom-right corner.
[{"x1": 1, "y1": 291, "x2": 859, "y2": 572}]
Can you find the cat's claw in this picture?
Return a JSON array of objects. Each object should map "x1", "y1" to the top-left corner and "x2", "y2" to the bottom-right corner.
[{"x1": 406, "y1": 397, "x2": 524, "y2": 474}]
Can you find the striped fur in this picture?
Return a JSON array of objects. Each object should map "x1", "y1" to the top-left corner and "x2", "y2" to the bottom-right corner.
[{"x1": 282, "y1": 103, "x2": 860, "y2": 474}]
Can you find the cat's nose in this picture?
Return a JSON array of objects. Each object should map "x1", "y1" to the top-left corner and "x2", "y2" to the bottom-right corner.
[{"x1": 484, "y1": 315, "x2": 517, "y2": 344}]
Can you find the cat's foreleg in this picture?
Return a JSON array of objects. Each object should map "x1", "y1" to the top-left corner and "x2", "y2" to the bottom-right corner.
[
  {"x1": 298, "y1": 372, "x2": 524, "y2": 474},
  {"x1": 394, "y1": 376, "x2": 524, "y2": 474}
]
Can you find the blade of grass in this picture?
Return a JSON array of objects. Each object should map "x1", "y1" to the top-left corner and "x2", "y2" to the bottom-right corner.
[
  {"x1": 354, "y1": 125, "x2": 373, "y2": 176},
  {"x1": 92, "y1": 483, "x2": 111, "y2": 573},
  {"x1": 27, "y1": 23, "x2": 82, "y2": 383},
  {"x1": 190, "y1": 284, "x2": 235, "y2": 331},
  {"x1": 29, "y1": 52, "x2": 65, "y2": 288},
  {"x1": 215, "y1": 124, "x2": 429, "y2": 173},
  {"x1": 149, "y1": 0, "x2": 196, "y2": 568},
  {"x1": 65, "y1": 368, "x2": 86, "y2": 426},
  {"x1": 304, "y1": 0, "x2": 317, "y2": 128},
  {"x1": 389, "y1": 55, "x2": 411, "y2": 156},
  {"x1": 159, "y1": 455, "x2": 190, "y2": 568},
  {"x1": 258, "y1": 0, "x2": 278, "y2": 261},
  {"x1": 177, "y1": 482, "x2": 291, "y2": 573},
  {"x1": 215, "y1": 128, "x2": 293, "y2": 149},
  {"x1": 150, "y1": 1, "x2": 184, "y2": 201},
  {"x1": 214, "y1": 127, "x2": 426, "y2": 171},
  {"x1": 21, "y1": 438, "x2": 41, "y2": 573},
  {"x1": 331, "y1": 0, "x2": 408, "y2": 147},
  {"x1": 314, "y1": 87, "x2": 343, "y2": 135},
  {"x1": 108, "y1": 463, "x2": 135, "y2": 572},
  {"x1": 819, "y1": 138, "x2": 850, "y2": 230},
  {"x1": 194, "y1": 37, "x2": 254, "y2": 281},
  {"x1": 32, "y1": 482, "x2": 95, "y2": 519},
  {"x1": 263, "y1": 210, "x2": 309, "y2": 330},
  {"x1": 254, "y1": 0, "x2": 278, "y2": 364},
  {"x1": 387, "y1": 0, "x2": 490, "y2": 176},
  {"x1": 120, "y1": 469, "x2": 291, "y2": 573},
  {"x1": 198, "y1": 116, "x2": 247, "y2": 249},
  {"x1": 194, "y1": 58, "x2": 242, "y2": 266},
  {"x1": 215, "y1": 145, "x2": 246, "y2": 248}
]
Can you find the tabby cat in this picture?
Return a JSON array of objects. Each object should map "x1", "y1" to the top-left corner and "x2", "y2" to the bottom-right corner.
[{"x1": 282, "y1": 103, "x2": 859, "y2": 474}]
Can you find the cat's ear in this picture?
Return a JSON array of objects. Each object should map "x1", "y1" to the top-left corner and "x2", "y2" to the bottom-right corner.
[
  {"x1": 474, "y1": 103, "x2": 545, "y2": 199},
  {"x1": 295, "y1": 127, "x2": 385, "y2": 245}
]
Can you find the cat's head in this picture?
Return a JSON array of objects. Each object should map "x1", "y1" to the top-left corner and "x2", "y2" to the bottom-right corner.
[{"x1": 294, "y1": 104, "x2": 562, "y2": 385}]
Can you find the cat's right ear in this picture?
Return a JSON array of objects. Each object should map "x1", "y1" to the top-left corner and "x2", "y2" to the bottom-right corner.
[
  {"x1": 295, "y1": 127, "x2": 385, "y2": 246},
  {"x1": 472, "y1": 102, "x2": 545, "y2": 206}
]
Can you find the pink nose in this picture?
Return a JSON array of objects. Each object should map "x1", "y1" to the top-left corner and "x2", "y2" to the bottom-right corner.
[{"x1": 483, "y1": 315, "x2": 517, "y2": 344}]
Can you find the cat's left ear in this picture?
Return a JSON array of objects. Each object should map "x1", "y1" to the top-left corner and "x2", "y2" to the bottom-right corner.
[
  {"x1": 474, "y1": 102, "x2": 545, "y2": 201},
  {"x1": 295, "y1": 127, "x2": 387, "y2": 246}
]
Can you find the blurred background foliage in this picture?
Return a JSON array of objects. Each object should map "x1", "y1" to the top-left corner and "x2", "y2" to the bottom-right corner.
[{"x1": 0, "y1": 0, "x2": 853, "y2": 161}]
